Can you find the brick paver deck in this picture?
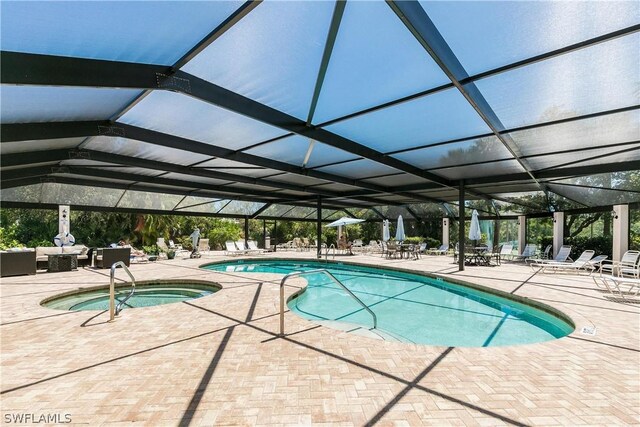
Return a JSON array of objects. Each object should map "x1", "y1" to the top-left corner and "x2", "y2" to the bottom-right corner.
[{"x1": 1, "y1": 252, "x2": 638, "y2": 426}]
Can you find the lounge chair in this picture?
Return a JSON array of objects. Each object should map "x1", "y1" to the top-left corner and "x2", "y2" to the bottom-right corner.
[
  {"x1": 235, "y1": 240, "x2": 252, "y2": 255},
  {"x1": 427, "y1": 244, "x2": 448, "y2": 255},
  {"x1": 600, "y1": 250, "x2": 640, "y2": 278},
  {"x1": 531, "y1": 250, "x2": 595, "y2": 274},
  {"x1": 541, "y1": 244, "x2": 553, "y2": 260},
  {"x1": 511, "y1": 244, "x2": 538, "y2": 262},
  {"x1": 247, "y1": 240, "x2": 267, "y2": 254},
  {"x1": 593, "y1": 275, "x2": 640, "y2": 302},
  {"x1": 224, "y1": 241, "x2": 244, "y2": 256},
  {"x1": 528, "y1": 245, "x2": 573, "y2": 266}
]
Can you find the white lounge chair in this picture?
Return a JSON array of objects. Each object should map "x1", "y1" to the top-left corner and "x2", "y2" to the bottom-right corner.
[
  {"x1": 235, "y1": 240, "x2": 252, "y2": 255},
  {"x1": 427, "y1": 244, "x2": 449, "y2": 255},
  {"x1": 593, "y1": 275, "x2": 640, "y2": 302},
  {"x1": 197, "y1": 238, "x2": 210, "y2": 255},
  {"x1": 224, "y1": 241, "x2": 243, "y2": 256},
  {"x1": 526, "y1": 245, "x2": 572, "y2": 265},
  {"x1": 600, "y1": 250, "x2": 640, "y2": 278},
  {"x1": 531, "y1": 250, "x2": 595, "y2": 274},
  {"x1": 511, "y1": 244, "x2": 538, "y2": 262},
  {"x1": 247, "y1": 240, "x2": 267, "y2": 254}
]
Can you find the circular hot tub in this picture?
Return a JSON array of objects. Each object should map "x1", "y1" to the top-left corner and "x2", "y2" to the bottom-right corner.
[{"x1": 41, "y1": 280, "x2": 221, "y2": 311}]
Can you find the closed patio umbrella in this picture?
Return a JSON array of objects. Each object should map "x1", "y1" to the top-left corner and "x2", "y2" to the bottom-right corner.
[
  {"x1": 469, "y1": 210, "x2": 482, "y2": 245},
  {"x1": 395, "y1": 215, "x2": 405, "y2": 242},
  {"x1": 382, "y1": 219, "x2": 390, "y2": 242}
]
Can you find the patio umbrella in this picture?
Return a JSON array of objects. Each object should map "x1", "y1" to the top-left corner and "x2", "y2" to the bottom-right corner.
[
  {"x1": 324, "y1": 217, "x2": 365, "y2": 227},
  {"x1": 382, "y1": 219, "x2": 390, "y2": 242},
  {"x1": 469, "y1": 209, "x2": 482, "y2": 245},
  {"x1": 395, "y1": 215, "x2": 405, "y2": 242}
]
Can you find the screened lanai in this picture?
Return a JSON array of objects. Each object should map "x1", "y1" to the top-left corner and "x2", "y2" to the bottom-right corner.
[{"x1": 1, "y1": 1, "x2": 639, "y2": 224}]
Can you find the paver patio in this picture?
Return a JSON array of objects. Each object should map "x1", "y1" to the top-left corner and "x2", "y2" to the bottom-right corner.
[{"x1": 1, "y1": 252, "x2": 638, "y2": 426}]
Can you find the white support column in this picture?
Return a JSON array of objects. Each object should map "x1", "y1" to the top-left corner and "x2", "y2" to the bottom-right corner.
[
  {"x1": 517, "y1": 215, "x2": 526, "y2": 255},
  {"x1": 338, "y1": 225, "x2": 343, "y2": 241},
  {"x1": 612, "y1": 205, "x2": 629, "y2": 262},
  {"x1": 553, "y1": 212, "x2": 565, "y2": 258},
  {"x1": 59, "y1": 205, "x2": 70, "y2": 234},
  {"x1": 442, "y1": 217, "x2": 450, "y2": 247}
]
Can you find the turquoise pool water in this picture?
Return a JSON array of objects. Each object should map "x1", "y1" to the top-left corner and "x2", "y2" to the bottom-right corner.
[
  {"x1": 204, "y1": 260, "x2": 574, "y2": 347},
  {"x1": 43, "y1": 282, "x2": 219, "y2": 311}
]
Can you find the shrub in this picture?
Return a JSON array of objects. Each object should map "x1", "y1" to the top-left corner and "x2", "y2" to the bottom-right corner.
[
  {"x1": 142, "y1": 244, "x2": 160, "y2": 255},
  {"x1": 564, "y1": 235, "x2": 612, "y2": 258},
  {"x1": 27, "y1": 239, "x2": 54, "y2": 248}
]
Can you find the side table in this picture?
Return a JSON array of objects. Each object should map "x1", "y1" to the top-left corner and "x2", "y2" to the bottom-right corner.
[{"x1": 48, "y1": 254, "x2": 78, "y2": 273}]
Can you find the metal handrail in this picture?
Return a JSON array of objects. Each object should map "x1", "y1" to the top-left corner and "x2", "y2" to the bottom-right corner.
[
  {"x1": 325, "y1": 244, "x2": 335, "y2": 261},
  {"x1": 109, "y1": 261, "x2": 136, "y2": 321},
  {"x1": 279, "y1": 269, "x2": 376, "y2": 336}
]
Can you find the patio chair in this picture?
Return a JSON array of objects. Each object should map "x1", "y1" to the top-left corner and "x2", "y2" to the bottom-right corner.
[
  {"x1": 531, "y1": 250, "x2": 595, "y2": 274},
  {"x1": 94, "y1": 247, "x2": 131, "y2": 269},
  {"x1": 593, "y1": 275, "x2": 640, "y2": 302},
  {"x1": 427, "y1": 244, "x2": 448, "y2": 255},
  {"x1": 197, "y1": 238, "x2": 210, "y2": 255},
  {"x1": 157, "y1": 238, "x2": 170, "y2": 253},
  {"x1": 541, "y1": 244, "x2": 553, "y2": 259},
  {"x1": 488, "y1": 244, "x2": 513, "y2": 265},
  {"x1": 511, "y1": 244, "x2": 538, "y2": 262},
  {"x1": 380, "y1": 241, "x2": 388, "y2": 258},
  {"x1": 600, "y1": 250, "x2": 640, "y2": 278},
  {"x1": 386, "y1": 241, "x2": 399, "y2": 259}
]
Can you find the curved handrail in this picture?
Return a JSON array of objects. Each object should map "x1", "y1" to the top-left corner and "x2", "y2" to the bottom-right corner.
[
  {"x1": 324, "y1": 244, "x2": 336, "y2": 261},
  {"x1": 109, "y1": 261, "x2": 136, "y2": 321},
  {"x1": 279, "y1": 268, "x2": 376, "y2": 336}
]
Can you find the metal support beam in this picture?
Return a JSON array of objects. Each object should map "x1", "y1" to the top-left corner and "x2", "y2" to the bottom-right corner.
[
  {"x1": 317, "y1": 196, "x2": 323, "y2": 258},
  {"x1": 244, "y1": 217, "x2": 249, "y2": 249},
  {"x1": 387, "y1": 0, "x2": 546, "y2": 194},
  {"x1": 458, "y1": 181, "x2": 465, "y2": 271}
]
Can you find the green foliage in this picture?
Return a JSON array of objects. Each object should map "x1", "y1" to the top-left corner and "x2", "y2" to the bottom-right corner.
[
  {"x1": 27, "y1": 238, "x2": 54, "y2": 248},
  {"x1": 178, "y1": 236, "x2": 194, "y2": 251},
  {"x1": 142, "y1": 244, "x2": 160, "y2": 255},
  {"x1": 564, "y1": 235, "x2": 613, "y2": 258},
  {"x1": 206, "y1": 219, "x2": 243, "y2": 250},
  {"x1": 0, "y1": 226, "x2": 22, "y2": 249},
  {"x1": 403, "y1": 236, "x2": 423, "y2": 244},
  {"x1": 423, "y1": 237, "x2": 441, "y2": 249}
]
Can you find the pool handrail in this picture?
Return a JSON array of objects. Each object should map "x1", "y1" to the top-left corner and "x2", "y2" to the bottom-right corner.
[
  {"x1": 279, "y1": 268, "x2": 376, "y2": 336},
  {"x1": 109, "y1": 261, "x2": 136, "y2": 321},
  {"x1": 324, "y1": 244, "x2": 335, "y2": 261}
]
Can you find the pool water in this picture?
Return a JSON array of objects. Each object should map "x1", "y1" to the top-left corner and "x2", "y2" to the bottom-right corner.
[
  {"x1": 43, "y1": 283, "x2": 218, "y2": 311},
  {"x1": 204, "y1": 260, "x2": 574, "y2": 347}
]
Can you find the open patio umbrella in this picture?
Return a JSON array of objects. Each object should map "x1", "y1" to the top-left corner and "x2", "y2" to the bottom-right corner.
[
  {"x1": 382, "y1": 219, "x2": 390, "y2": 242},
  {"x1": 469, "y1": 209, "x2": 482, "y2": 245},
  {"x1": 395, "y1": 215, "x2": 405, "y2": 242},
  {"x1": 324, "y1": 217, "x2": 365, "y2": 228}
]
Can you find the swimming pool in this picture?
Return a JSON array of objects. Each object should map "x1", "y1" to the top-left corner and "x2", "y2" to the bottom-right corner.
[
  {"x1": 42, "y1": 281, "x2": 220, "y2": 311},
  {"x1": 204, "y1": 260, "x2": 574, "y2": 347}
]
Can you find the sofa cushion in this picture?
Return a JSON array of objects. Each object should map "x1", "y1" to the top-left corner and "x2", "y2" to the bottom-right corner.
[
  {"x1": 62, "y1": 245, "x2": 88, "y2": 255},
  {"x1": 36, "y1": 247, "x2": 62, "y2": 257}
]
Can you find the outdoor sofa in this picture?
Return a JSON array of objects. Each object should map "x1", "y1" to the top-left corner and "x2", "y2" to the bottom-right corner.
[
  {"x1": 36, "y1": 245, "x2": 92, "y2": 269},
  {"x1": 0, "y1": 249, "x2": 37, "y2": 277}
]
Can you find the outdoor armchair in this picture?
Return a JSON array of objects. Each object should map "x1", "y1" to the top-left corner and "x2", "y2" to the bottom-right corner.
[{"x1": 599, "y1": 250, "x2": 640, "y2": 278}]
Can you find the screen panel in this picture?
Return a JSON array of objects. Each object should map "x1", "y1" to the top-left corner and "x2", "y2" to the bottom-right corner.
[
  {"x1": 118, "y1": 91, "x2": 288, "y2": 150},
  {"x1": 314, "y1": 159, "x2": 403, "y2": 180},
  {"x1": 431, "y1": 160, "x2": 526, "y2": 180},
  {"x1": 422, "y1": 0, "x2": 640, "y2": 74},
  {"x1": 244, "y1": 136, "x2": 359, "y2": 168},
  {"x1": 474, "y1": 33, "x2": 640, "y2": 129},
  {"x1": 41, "y1": 183, "x2": 125, "y2": 207},
  {"x1": 392, "y1": 136, "x2": 513, "y2": 169},
  {"x1": 1, "y1": 138, "x2": 85, "y2": 155},
  {"x1": 323, "y1": 88, "x2": 491, "y2": 152},
  {"x1": 1, "y1": 85, "x2": 140, "y2": 123},
  {"x1": 0, "y1": 1, "x2": 243, "y2": 64},
  {"x1": 182, "y1": 0, "x2": 334, "y2": 119},
  {"x1": 313, "y1": 0, "x2": 449, "y2": 124}
]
